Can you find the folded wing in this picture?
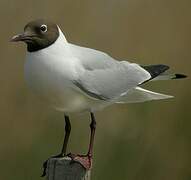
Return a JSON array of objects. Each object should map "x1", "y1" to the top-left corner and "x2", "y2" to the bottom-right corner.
[
  {"x1": 73, "y1": 62, "x2": 151, "y2": 100},
  {"x1": 70, "y1": 44, "x2": 183, "y2": 101}
]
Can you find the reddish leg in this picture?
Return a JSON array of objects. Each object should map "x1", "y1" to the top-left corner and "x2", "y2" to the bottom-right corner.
[{"x1": 68, "y1": 112, "x2": 96, "y2": 170}]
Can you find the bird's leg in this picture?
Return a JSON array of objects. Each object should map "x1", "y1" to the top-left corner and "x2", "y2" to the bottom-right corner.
[
  {"x1": 61, "y1": 115, "x2": 71, "y2": 156},
  {"x1": 41, "y1": 115, "x2": 71, "y2": 177},
  {"x1": 87, "y1": 112, "x2": 96, "y2": 158},
  {"x1": 68, "y1": 112, "x2": 96, "y2": 170}
]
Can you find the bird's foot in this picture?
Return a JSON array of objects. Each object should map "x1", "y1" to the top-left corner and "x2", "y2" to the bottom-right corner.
[
  {"x1": 67, "y1": 153, "x2": 92, "y2": 170},
  {"x1": 41, "y1": 153, "x2": 64, "y2": 177}
]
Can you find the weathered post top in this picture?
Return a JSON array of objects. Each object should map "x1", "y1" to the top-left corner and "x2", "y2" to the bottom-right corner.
[{"x1": 46, "y1": 157, "x2": 91, "y2": 180}]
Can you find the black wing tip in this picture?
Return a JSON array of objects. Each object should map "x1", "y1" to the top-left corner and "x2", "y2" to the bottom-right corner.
[
  {"x1": 158, "y1": 64, "x2": 170, "y2": 71},
  {"x1": 173, "y1": 74, "x2": 187, "y2": 79},
  {"x1": 141, "y1": 64, "x2": 170, "y2": 79}
]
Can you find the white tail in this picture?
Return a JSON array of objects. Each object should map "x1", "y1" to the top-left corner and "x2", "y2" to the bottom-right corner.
[{"x1": 117, "y1": 87, "x2": 173, "y2": 103}]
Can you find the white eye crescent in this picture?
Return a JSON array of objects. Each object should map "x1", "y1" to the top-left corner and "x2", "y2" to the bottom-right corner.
[{"x1": 40, "y1": 24, "x2": 47, "y2": 32}]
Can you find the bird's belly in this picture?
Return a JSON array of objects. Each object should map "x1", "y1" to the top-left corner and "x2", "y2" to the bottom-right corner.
[
  {"x1": 25, "y1": 66, "x2": 101, "y2": 113},
  {"x1": 25, "y1": 75, "x2": 96, "y2": 112},
  {"x1": 43, "y1": 87, "x2": 94, "y2": 113}
]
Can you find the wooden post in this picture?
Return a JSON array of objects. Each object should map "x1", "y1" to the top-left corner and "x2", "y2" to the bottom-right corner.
[{"x1": 46, "y1": 157, "x2": 91, "y2": 180}]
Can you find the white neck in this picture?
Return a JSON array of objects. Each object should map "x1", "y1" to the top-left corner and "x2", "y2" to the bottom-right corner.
[{"x1": 57, "y1": 26, "x2": 68, "y2": 43}]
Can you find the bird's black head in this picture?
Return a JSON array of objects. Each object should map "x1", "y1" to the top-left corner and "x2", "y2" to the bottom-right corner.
[{"x1": 11, "y1": 19, "x2": 59, "y2": 52}]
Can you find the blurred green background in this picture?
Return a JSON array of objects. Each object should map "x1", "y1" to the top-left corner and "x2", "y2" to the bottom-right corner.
[{"x1": 0, "y1": 0, "x2": 190, "y2": 179}]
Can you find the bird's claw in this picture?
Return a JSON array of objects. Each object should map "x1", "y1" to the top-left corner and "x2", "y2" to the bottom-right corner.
[{"x1": 67, "y1": 153, "x2": 92, "y2": 170}]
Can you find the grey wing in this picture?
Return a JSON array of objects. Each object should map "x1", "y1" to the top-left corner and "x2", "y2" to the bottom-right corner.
[
  {"x1": 73, "y1": 62, "x2": 151, "y2": 100},
  {"x1": 69, "y1": 43, "x2": 128, "y2": 69},
  {"x1": 69, "y1": 43, "x2": 151, "y2": 100}
]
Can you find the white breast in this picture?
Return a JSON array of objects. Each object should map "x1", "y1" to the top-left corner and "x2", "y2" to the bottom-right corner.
[{"x1": 24, "y1": 32, "x2": 104, "y2": 113}]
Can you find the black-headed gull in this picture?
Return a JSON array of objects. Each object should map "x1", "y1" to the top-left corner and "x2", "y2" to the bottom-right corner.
[{"x1": 11, "y1": 19, "x2": 186, "y2": 176}]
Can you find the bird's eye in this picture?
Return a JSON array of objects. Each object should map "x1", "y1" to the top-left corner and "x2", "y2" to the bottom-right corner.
[{"x1": 40, "y1": 24, "x2": 47, "y2": 33}]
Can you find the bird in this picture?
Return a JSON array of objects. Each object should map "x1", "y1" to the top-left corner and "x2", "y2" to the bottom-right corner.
[{"x1": 11, "y1": 19, "x2": 186, "y2": 176}]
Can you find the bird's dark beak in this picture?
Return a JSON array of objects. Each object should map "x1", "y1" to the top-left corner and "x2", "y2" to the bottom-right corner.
[{"x1": 10, "y1": 33, "x2": 34, "y2": 42}]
